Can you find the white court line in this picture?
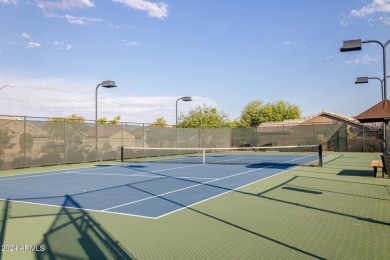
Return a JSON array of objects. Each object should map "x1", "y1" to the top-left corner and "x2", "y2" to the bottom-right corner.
[
  {"x1": 102, "y1": 165, "x2": 270, "y2": 211},
  {"x1": 174, "y1": 176, "x2": 217, "y2": 180},
  {"x1": 0, "y1": 171, "x2": 69, "y2": 181},
  {"x1": 65, "y1": 172, "x2": 164, "y2": 178},
  {"x1": 156, "y1": 166, "x2": 299, "y2": 219},
  {"x1": 0, "y1": 163, "x2": 127, "y2": 180},
  {"x1": 0, "y1": 198, "x2": 156, "y2": 220},
  {"x1": 102, "y1": 154, "x2": 314, "y2": 212},
  {"x1": 0, "y1": 162, "x2": 200, "y2": 182},
  {"x1": 1, "y1": 153, "x2": 322, "y2": 219}
]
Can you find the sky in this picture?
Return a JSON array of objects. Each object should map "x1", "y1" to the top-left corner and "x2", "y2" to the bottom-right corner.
[{"x1": 1, "y1": 0, "x2": 390, "y2": 125}]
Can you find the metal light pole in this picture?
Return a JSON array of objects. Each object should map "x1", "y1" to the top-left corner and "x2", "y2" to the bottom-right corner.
[
  {"x1": 175, "y1": 96, "x2": 192, "y2": 148},
  {"x1": 95, "y1": 80, "x2": 117, "y2": 161},
  {"x1": 175, "y1": 96, "x2": 192, "y2": 126},
  {"x1": 341, "y1": 39, "x2": 390, "y2": 154}
]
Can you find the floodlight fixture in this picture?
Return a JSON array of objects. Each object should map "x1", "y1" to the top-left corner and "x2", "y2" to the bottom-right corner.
[
  {"x1": 340, "y1": 39, "x2": 362, "y2": 52},
  {"x1": 355, "y1": 77, "x2": 369, "y2": 84},
  {"x1": 101, "y1": 80, "x2": 117, "y2": 88},
  {"x1": 181, "y1": 96, "x2": 192, "y2": 102}
]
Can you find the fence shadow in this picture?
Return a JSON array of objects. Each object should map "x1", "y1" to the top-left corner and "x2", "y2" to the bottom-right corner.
[{"x1": 35, "y1": 195, "x2": 134, "y2": 260}]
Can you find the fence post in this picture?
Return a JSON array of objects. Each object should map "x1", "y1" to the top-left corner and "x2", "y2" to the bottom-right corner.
[
  {"x1": 345, "y1": 121, "x2": 348, "y2": 152},
  {"x1": 143, "y1": 123, "x2": 145, "y2": 148},
  {"x1": 121, "y1": 122, "x2": 124, "y2": 149},
  {"x1": 23, "y1": 116, "x2": 26, "y2": 165},
  {"x1": 312, "y1": 123, "x2": 315, "y2": 144},
  {"x1": 362, "y1": 125, "x2": 365, "y2": 152},
  {"x1": 64, "y1": 118, "x2": 67, "y2": 163}
]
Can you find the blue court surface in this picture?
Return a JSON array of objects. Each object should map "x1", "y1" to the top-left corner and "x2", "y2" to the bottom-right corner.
[{"x1": 0, "y1": 161, "x2": 313, "y2": 219}]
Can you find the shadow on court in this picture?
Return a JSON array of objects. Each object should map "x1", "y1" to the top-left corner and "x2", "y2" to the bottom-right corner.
[
  {"x1": 337, "y1": 169, "x2": 373, "y2": 177},
  {"x1": 0, "y1": 196, "x2": 135, "y2": 260}
]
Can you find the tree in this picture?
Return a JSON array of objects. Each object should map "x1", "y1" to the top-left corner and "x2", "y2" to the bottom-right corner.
[
  {"x1": 239, "y1": 99, "x2": 301, "y2": 127},
  {"x1": 239, "y1": 100, "x2": 263, "y2": 127},
  {"x1": 43, "y1": 114, "x2": 87, "y2": 150},
  {"x1": 98, "y1": 115, "x2": 121, "y2": 125},
  {"x1": 0, "y1": 129, "x2": 15, "y2": 156},
  {"x1": 97, "y1": 117, "x2": 108, "y2": 125},
  {"x1": 177, "y1": 105, "x2": 230, "y2": 128},
  {"x1": 151, "y1": 117, "x2": 168, "y2": 127},
  {"x1": 260, "y1": 100, "x2": 301, "y2": 122}
]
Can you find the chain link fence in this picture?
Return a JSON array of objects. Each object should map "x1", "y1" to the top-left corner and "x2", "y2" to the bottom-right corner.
[{"x1": 0, "y1": 115, "x2": 382, "y2": 170}]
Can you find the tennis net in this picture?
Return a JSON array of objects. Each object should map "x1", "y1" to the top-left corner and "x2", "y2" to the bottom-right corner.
[{"x1": 121, "y1": 145, "x2": 323, "y2": 167}]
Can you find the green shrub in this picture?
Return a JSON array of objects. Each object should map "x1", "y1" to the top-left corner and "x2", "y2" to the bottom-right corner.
[
  {"x1": 364, "y1": 144, "x2": 377, "y2": 152},
  {"x1": 66, "y1": 150, "x2": 84, "y2": 163},
  {"x1": 12, "y1": 157, "x2": 33, "y2": 168},
  {"x1": 35, "y1": 152, "x2": 62, "y2": 166}
]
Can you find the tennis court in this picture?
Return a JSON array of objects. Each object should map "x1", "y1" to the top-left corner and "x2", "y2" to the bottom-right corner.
[
  {"x1": 1, "y1": 152, "x2": 390, "y2": 259},
  {"x1": 0, "y1": 152, "x2": 316, "y2": 219}
]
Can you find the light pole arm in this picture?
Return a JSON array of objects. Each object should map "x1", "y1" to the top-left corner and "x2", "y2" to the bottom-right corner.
[
  {"x1": 362, "y1": 40, "x2": 389, "y2": 100},
  {"x1": 367, "y1": 77, "x2": 384, "y2": 100},
  {"x1": 0, "y1": 85, "x2": 16, "y2": 92}
]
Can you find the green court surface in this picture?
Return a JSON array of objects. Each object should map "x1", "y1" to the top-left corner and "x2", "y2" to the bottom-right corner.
[{"x1": 1, "y1": 152, "x2": 389, "y2": 259}]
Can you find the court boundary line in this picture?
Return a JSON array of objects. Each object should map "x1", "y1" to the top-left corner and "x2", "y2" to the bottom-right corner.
[
  {"x1": 102, "y1": 155, "x2": 314, "y2": 214},
  {"x1": 0, "y1": 198, "x2": 157, "y2": 219},
  {"x1": 0, "y1": 164, "x2": 300, "y2": 220},
  {"x1": 0, "y1": 154, "x2": 322, "y2": 219},
  {"x1": 155, "y1": 165, "x2": 300, "y2": 219},
  {"x1": 0, "y1": 162, "x2": 201, "y2": 181}
]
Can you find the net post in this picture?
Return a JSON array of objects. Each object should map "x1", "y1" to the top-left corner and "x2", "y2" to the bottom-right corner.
[
  {"x1": 121, "y1": 146, "x2": 124, "y2": 162},
  {"x1": 202, "y1": 149, "x2": 206, "y2": 164},
  {"x1": 319, "y1": 144, "x2": 323, "y2": 167}
]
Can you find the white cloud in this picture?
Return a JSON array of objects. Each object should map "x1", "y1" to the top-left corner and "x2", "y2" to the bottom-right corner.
[
  {"x1": 112, "y1": 0, "x2": 168, "y2": 20},
  {"x1": 339, "y1": 15, "x2": 349, "y2": 26},
  {"x1": 21, "y1": 32, "x2": 31, "y2": 39},
  {"x1": 64, "y1": 14, "x2": 102, "y2": 25},
  {"x1": 26, "y1": 41, "x2": 41, "y2": 48},
  {"x1": 54, "y1": 41, "x2": 72, "y2": 50},
  {"x1": 123, "y1": 40, "x2": 139, "y2": 46},
  {"x1": 351, "y1": 0, "x2": 390, "y2": 17},
  {"x1": 0, "y1": 0, "x2": 17, "y2": 5},
  {"x1": 346, "y1": 54, "x2": 378, "y2": 65},
  {"x1": 42, "y1": 12, "x2": 102, "y2": 25},
  {"x1": 0, "y1": 74, "x2": 212, "y2": 124},
  {"x1": 379, "y1": 15, "x2": 390, "y2": 24},
  {"x1": 37, "y1": 0, "x2": 95, "y2": 9},
  {"x1": 325, "y1": 56, "x2": 333, "y2": 60},
  {"x1": 284, "y1": 41, "x2": 292, "y2": 45}
]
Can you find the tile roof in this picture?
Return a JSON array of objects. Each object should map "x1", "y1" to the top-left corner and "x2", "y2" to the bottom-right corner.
[{"x1": 257, "y1": 111, "x2": 381, "y2": 132}]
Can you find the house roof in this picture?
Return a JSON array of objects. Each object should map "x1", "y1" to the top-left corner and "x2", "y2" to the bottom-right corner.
[
  {"x1": 0, "y1": 116, "x2": 48, "y2": 136},
  {"x1": 257, "y1": 111, "x2": 380, "y2": 133},
  {"x1": 355, "y1": 99, "x2": 390, "y2": 123}
]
